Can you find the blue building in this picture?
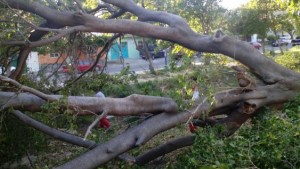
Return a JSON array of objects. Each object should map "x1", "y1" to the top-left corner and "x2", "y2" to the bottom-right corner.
[{"x1": 108, "y1": 36, "x2": 141, "y2": 60}]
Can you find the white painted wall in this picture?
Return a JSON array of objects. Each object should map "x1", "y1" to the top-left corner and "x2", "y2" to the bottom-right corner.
[
  {"x1": 251, "y1": 34, "x2": 258, "y2": 42},
  {"x1": 26, "y1": 52, "x2": 40, "y2": 72},
  {"x1": 127, "y1": 38, "x2": 140, "y2": 59}
]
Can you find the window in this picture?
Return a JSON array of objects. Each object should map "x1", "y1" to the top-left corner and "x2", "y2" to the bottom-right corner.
[{"x1": 50, "y1": 53, "x2": 60, "y2": 58}]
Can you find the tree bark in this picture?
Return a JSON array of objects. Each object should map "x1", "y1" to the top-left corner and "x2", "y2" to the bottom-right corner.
[
  {"x1": 1, "y1": 0, "x2": 300, "y2": 168},
  {"x1": 0, "y1": 92, "x2": 178, "y2": 116},
  {"x1": 135, "y1": 135, "x2": 195, "y2": 165},
  {"x1": 4, "y1": 0, "x2": 300, "y2": 84},
  {"x1": 12, "y1": 110, "x2": 97, "y2": 149}
]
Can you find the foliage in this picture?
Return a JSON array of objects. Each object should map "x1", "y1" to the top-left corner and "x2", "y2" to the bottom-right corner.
[
  {"x1": 267, "y1": 34, "x2": 276, "y2": 43},
  {"x1": 227, "y1": 0, "x2": 296, "y2": 41},
  {"x1": 275, "y1": 47, "x2": 300, "y2": 72},
  {"x1": 227, "y1": 8, "x2": 269, "y2": 38},
  {"x1": 0, "y1": 112, "x2": 48, "y2": 165},
  {"x1": 174, "y1": 98, "x2": 300, "y2": 169},
  {"x1": 59, "y1": 66, "x2": 138, "y2": 97},
  {"x1": 176, "y1": 0, "x2": 226, "y2": 34},
  {"x1": 83, "y1": 0, "x2": 99, "y2": 9}
]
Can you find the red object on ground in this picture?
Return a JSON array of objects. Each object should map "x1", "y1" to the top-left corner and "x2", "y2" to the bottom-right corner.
[
  {"x1": 98, "y1": 115, "x2": 110, "y2": 129},
  {"x1": 189, "y1": 123, "x2": 197, "y2": 133}
]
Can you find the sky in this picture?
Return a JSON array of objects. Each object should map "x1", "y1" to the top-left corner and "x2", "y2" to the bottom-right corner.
[{"x1": 220, "y1": 0, "x2": 249, "y2": 9}]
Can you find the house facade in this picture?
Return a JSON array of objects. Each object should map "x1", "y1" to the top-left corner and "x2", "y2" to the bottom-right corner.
[
  {"x1": 108, "y1": 36, "x2": 141, "y2": 60},
  {"x1": 38, "y1": 47, "x2": 106, "y2": 66},
  {"x1": 37, "y1": 36, "x2": 142, "y2": 66}
]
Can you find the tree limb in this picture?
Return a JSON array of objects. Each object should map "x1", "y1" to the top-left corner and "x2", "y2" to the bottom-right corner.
[
  {"x1": 5, "y1": 0, "x2": 300, "y2": 82},
  {"x1": 0, "y1": 92, "x2": 178, "y2": 116},
  {"x1": 12, "y1": 110, "x2": 97, "y2": 149},
  {"x1": 135, "y1": 135, "x2": 195, "y2": 165}
]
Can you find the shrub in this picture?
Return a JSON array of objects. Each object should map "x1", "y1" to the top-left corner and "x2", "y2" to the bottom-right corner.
[{"x1": 275, "y1": 50, "x2": 300, "y2": 72}]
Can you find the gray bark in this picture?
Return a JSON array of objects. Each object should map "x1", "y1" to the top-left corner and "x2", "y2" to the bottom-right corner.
[{"x1": 1, "y1": 0, "x2": 300, "y2": 168}]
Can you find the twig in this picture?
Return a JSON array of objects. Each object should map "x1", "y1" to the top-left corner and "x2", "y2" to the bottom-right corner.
[
  {"x1": 118, "y1": 153, "x2": 136, "y2": 164},
  {"x1": 0, "y1": 75, "x2": 56, "y2": 101},
  {"x1": 186, "y1": 98, "x2": 208, "y2": 125},
  {"x1": 84, "y1": 111, "x2": 108, "y2": 140},
  {"x1": 74, "y1": 0, "x2": 86, "y2": 13},
  {"x1": 2, "y1": 26, "x2": 88, "y2": 48},
  {"x1": 54, "y1": 33, "x2": 121, "y2": 93},
  {"x1": 26, "y1": 151, "x2": 35, "y2": 168}
]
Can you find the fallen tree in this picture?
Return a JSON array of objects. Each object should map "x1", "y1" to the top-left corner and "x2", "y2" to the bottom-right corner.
[{"x1": 1, "y1": 0, "x2": 300, "y2": 168}]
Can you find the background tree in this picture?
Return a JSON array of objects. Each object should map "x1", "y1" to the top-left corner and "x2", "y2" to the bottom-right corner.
[{"x1": 177, "y1": 0, "x2": 226, "y2": 35}]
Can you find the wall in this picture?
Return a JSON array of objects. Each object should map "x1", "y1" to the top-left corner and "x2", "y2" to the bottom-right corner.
[
  {"x1": 107, "y1": 36, "x2": 141, "y2": 60},
  {"x1": 38, "y1": 47, "x2": 105, "y2": 65},
  {"x1": 26, "y1": 52, "x2": 40, "y2": 72},
  {"x1": 38, "y1": 52, "x2": 67, "y2": 65},
  {"x1": 127, "y1": 38, "x2": 140, "y2": 59}
]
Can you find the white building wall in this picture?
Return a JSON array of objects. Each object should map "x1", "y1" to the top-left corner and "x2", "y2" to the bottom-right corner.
[
  {"x1": 127, "y1": 39, "x2": 140, "y2": 59},
  {"x1": 26, "y1": 52, "x2": 40, "y2": 72},
  {"x1": 251, "y1": 34, "x2": 258, "y2": 42}
]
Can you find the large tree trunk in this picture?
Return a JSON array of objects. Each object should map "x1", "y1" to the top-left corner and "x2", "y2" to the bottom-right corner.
[{"x1": 1, "y1": 0, "x2": 300, "y2": 168}]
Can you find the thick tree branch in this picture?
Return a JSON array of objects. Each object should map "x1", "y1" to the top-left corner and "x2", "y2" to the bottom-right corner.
[
  {"x1": 102, "y1": 0, "x2": 192, "y2": 30},
  {"x1": 2, "y1": 1, "x2": 300, "y2": 168},
  {"x1": 0, "y1": 92, "x2": 178, "y2": 116},
  {"x1": 135, "y1": 135, "x2": 195, "y2": 165},
  {"x1": 5, "y1": 0, "x2": 300, "y2": 82},
  {"x1": 87, "y1": 3, "x2": 116, "y2": 14},
  {"x1": 3, "y1": 0, "x2": 77, "y2": 26},
  {"x1": 12, "y1": 110, "x2": 97, "y2": 149},
  {"x1": 11, "y1": 109, "x2": 137, "y2": 165},
  {"x1": 1, "y1": 83, "x2": 299, "y2": 168}
]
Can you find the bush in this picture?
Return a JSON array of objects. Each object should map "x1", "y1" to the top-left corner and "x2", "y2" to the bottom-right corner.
[{"x1": 275, "y1": 50, "x2": 300, "y2": 72}]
